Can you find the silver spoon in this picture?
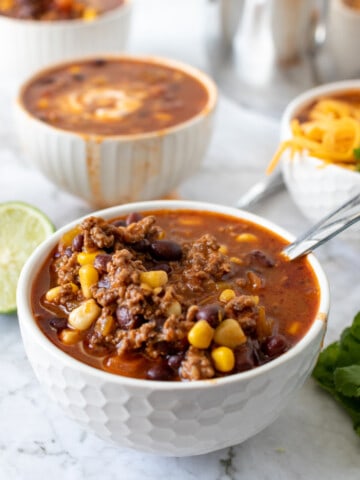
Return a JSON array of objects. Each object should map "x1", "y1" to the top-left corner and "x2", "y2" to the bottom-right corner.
[
  {"x1": 283, "y1": 192, "x2": 360, "y2": 261},
  {"x1": 236, "y1": 170, "x2": 285, "y2": 209}
]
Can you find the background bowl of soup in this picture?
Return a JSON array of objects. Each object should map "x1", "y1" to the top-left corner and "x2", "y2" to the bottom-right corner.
[
  {"x1": 0, "y1": 0, "x2": 132, "y2": 82},
  {"x1": 279, "y1": 80, "x2": 360, "y2": 228},
  {"x1": 16, "y1": 199, "x2": 329, "y2": 456},
  {"x1": 15, "y1": 55, "x2": 217, "y2": 207}
]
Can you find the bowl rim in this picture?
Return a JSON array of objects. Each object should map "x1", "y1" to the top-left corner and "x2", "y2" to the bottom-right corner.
[
  {"x1": 0, "y1": 0, "x2": 131, "y2": 27},
  {"x1": 17, "y1": 199, "x2": 329, "y2": 390},
  {"x1": 16, "y1": 54, "x2": 218, "y2": 141}
]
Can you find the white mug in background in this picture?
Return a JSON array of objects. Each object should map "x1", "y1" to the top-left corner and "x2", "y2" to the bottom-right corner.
[
  {"x1": 269, "y1": 0, "x2": 317, "y2": 64},
  {"x1": 327, "y1": 0, "x2": 360, "y2": 78}
]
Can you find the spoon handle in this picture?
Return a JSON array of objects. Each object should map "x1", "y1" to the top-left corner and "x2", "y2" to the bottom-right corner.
[
  {"x1": 283, "y1": 192, "x2": 360, "y2": 261},
  {"x1": 236, "y1": 171, "x2": 284, "y2": 209}
]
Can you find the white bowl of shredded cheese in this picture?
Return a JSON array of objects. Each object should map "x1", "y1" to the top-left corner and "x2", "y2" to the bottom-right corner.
[{"x1": 275, "y1": 80, "x2": 360, "y2": 233}]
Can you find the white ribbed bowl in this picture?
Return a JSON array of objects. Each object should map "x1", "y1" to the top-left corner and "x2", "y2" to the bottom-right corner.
[
  {"x1": 14, "y1": 56, "x2": 217, "y2": 208},
  {"x1": 280, "y1": 81, "x2": 360, "y2": 231},
  {"x1": 17, "y1": 200, "x2": 329, "y2": 457},
  {"x1": 0, "y1": 1, "x2": 132, "y2": 83}
]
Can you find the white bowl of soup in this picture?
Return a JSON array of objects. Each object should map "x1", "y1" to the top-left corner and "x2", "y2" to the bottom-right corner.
[
  {"x1": 17, "y1": 200, "x2": 329, "y2": 456},
  {"x1": 0, "y1": 0, "x2": 132, "y2": 82},
  {"x1": 15, "y1": 55, "x2": 217, "y2": 207},
  {"x1": 274, "y1": 81, "x2": 360, "y2": 230}
]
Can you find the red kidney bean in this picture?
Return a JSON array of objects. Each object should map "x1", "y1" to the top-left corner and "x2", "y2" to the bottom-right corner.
[
  {"x1": 126, "y1": 212, "x2": 142, "y2": 225},
  {"x1": 94, "y1": 254, "x2": 112, "y2": 272},
  {"x1": 149, "y1": 240, "x2": 182, "y2": 261},
  {"x1": 147, "y1": 362, "x2": 173, "y2": 381},
  {"x1": 112, "y1": 219, "x2": 126, "y2": 227},
  {"x1": 72, "y1": 234, "x2": 84, "y2": 252},
  {"x1": 49, "y1": 317, "x2": 68, "y2": 332},
  {"x1": 116, "y1": 306, "x2": 144, "y2": 330},
  {"x1": 196, "y1": 304, "x2": 223, "y2": 328},
  {"x1": 262, "y1": 334, "x2": 289, "y2": 358}
]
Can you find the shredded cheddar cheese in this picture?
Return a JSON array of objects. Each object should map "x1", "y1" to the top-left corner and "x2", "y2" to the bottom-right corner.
[{"x1": 267, "y1": 98, "x2": 360, "y2": 174}]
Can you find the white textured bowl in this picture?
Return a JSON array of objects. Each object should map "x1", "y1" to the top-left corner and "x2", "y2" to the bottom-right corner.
[
  {"x1": 280, "y1": 80, "x2": 360, "y2": 228},
  {"x1": 15, "y1": 56, "x2": 217, "y2": 208},
  {"x1": 0, "y1": 1, "x2": 132, "y2": 82},
  {"x1": 17, "y1": 200, "x2": 329, "y2": 457}
]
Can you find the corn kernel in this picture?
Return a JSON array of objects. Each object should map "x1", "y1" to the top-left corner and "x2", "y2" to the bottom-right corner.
[
  {"x1": 79, "y1": 264, "x2": 99, "y2": 298},
  {"x1": 95, "y1": 315, "x2": 115, "y2": 337},
  {"x1": 0, "y1": 0, "x2": 14, "y2": 12},
  {"x1": 219, "y1": 245, "x2": 228, "y2": 254},
  {"x1": 37, "y1": 98, "x2": 49, "y2": 109},
  {"x1": 230, "y1": 256, "x2": 243, "y2": 265},
  {"x1": 77, "y1": 251, "x2": 103, "y2": 266},
  {"x1": 140, "y1": 270, "x2": 168, "y2": 288},
  {"x1": 211, "y1": 346, "x2": 235, "y2": 372},
  {"x1": 235, "y1": 233, "x2": 258, "y2": 242},
  {"x1": 219, "y1": 289, "x2": 236, "y2": 303},
  {"x1": 214, "y1": 319, "x2": 247, "y2": 348},
  {"x1": 60, "y1": 226, "x2": 81, "y2": 247},
  {"x1": 166, "y1": 300, "x2": 182, "y2": 316},
  {"x1": 154, "y1": 112, "x2": 172, "y2": 122},
  {"x1": 83, "y1": 7, "x2": 98, "y2": 20},
  {"x1": 59, "y1": 328, "x2": 82, "y2": 345},
  {"x1": 68, "y1": 299, "x2": 101, "y2": 331},
  {"x1": 68, "y1": 65, "x2": 81, "y2": 74},
  {"x1": 287, "y1": 321, "x2": 300, "y2": 335},
  {"x1": 188, "y1": 320, "x2": 214, "y2": 349},
  {"x1": 45, "y1": 283, "x2": 78, "y2": 302}
]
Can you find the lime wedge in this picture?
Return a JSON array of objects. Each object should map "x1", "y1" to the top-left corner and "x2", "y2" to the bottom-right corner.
[{"x1": 0, "y1": 201, "x2": 55, "y2": 314}]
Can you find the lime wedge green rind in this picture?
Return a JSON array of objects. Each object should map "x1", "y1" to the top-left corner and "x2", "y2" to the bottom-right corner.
[{"x1": 0, "y1": 201, "x2": 55, "y2": 314}]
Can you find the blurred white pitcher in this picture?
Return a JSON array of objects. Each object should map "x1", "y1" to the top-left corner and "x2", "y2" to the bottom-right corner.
[{"x1": 268, "y1": 0, "x2": 319, "y2": 63}]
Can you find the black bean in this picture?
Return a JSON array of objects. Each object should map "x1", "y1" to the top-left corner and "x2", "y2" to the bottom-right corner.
[
  {"x1": 126, "y1": 212, "x2": 143, "y2": 225},
  {"x1": 116, "y1": 306, "x2": 144, "y2": 330},
  {"x1": 234, "y1": 343, "x2": 257, "y2": 373},
  {"x1": 167, "y1": 353, "x2": 184, "y2": 370},
  {"x1": 131, "y1": 239, "x2": 150, "y2": 252},
  {"x1": 64, "y1": 247, "x2": 72, "y2": 257},
  {"x1": 149, "y1": 240, "x2": 182, "y2": 261},
  {"x1": 248, "y1": 250, "x2": 275, "y2": 268},
  {"x1": 93, "y1": 58, "x2": 106, "y2": 67},
  {"x1": 262, "y1": 334, "x2": 289, "y2": 358},
  {"x1": 49, "y1": 317, "x2": 68, "y2": 332},
  {"x1": 196, "y1": 304, "x2": 223, "y2": 328},
  {"x1": 112, "y1": 219, "x2": 126, "y2": 227},
  {"x1": 73, "y1": 73, "x2": 85, "y2": 82},
  {"x1": 72, "y1": 234, "x2": 84, "y2": 252},
  {"x1": 94, "y1": 254, "x2": 112, "y2": 272},
  {"x1": 147, "y1": 363, "x2": 173, "y2": 381},
  {"x1": 148, "y1": 263, "x2": 172, "y2": 274}
]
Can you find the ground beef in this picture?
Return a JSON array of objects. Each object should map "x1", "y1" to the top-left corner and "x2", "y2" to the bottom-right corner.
[
  {"x1": 81, "y1": 216, "x2": 118, "y2": 250},
  {"x1": 53, "y1": 252, "x2": 79, "y2": 285},
  {"x1": 180, "y1": 346, "x2": 215, "y2": 381}
]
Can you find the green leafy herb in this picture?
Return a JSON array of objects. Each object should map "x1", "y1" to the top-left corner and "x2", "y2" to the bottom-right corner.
[
  {"x1": 312, "y1": 311, "x2": 360, "y2": 436},
  {"x1": 353, "y1": 148, "x2": 360, "y2": 171}
]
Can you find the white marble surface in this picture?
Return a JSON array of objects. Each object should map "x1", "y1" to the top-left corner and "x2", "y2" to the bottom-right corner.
[{"x1": 1, "y1": 1, "x2": 360, "y2": 478}]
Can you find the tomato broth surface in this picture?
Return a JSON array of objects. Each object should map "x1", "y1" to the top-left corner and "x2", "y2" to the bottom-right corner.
[{"x1": 21, "y1": 58, "x2": 210, "y2": 136}]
